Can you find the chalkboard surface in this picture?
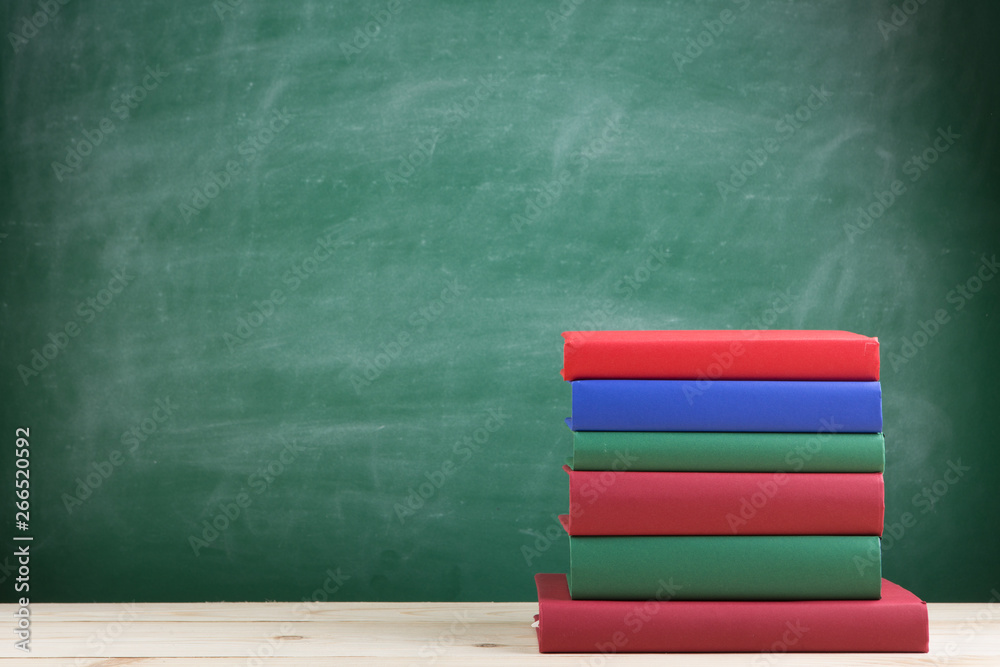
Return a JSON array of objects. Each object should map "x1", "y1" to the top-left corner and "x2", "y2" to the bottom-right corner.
[{"x1": 2, "y1": 0, "x2": 998, "y2": 603}]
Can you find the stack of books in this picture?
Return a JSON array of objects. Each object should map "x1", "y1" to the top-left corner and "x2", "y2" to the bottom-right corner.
[{"x1": 534, "y1": 330, "x2": 929, "y2": 654}]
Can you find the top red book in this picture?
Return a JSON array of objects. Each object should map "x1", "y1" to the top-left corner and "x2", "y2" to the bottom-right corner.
[{"x1": 561, "y1": 330, "x2": 880, "y2": 381}]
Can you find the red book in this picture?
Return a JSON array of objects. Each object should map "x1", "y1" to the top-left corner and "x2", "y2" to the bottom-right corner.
[
  {"x1": 534, "y1": 573, "x2": 929, "y2": 653},
  {"x1": 561, "y1": 330, "x2": 880, "y2": 381},
  {"x1": 562, "y1": 466, "x2": 884, "y2": 535}
]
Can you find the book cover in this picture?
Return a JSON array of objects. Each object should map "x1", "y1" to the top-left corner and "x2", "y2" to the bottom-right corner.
[
  {"x1": 562, "y1": 466, "x2": 885, "y2": 535},
  {"x1": 570, "y1": 380, "x2": 883, "y2": 432},
  {"x1": 534, "y1": 573, "x2": 928, "y2": 653},
  {"x1": 570, "y1": 429, "x2": 885, "y2": 472},
  {"x1": 561, "y1": 330, "x2": 880, "y2": 381},
  {"x1": 564, "y1": 526, "x2": 883, "y2": 600}
]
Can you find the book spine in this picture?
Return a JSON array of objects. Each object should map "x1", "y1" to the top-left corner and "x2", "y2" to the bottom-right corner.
[
  {"x1": 563, "y1": 468, "x2": 884, "y2": 535},
  {"x1": 561, "y1": 331, "x2": 880, "y2": 381},
  {"x1": 571, "y1": 431, "x2": 886, "y2": 472},
  {"x1": 568, "y1": 535, "x2": 882, "y2": 600},
  {"x1": 570, "y1": 380, "x2": 883, "y2": 432},
  {"x1": 536, "y1": 574, "x2": 928, "y2": 653}
]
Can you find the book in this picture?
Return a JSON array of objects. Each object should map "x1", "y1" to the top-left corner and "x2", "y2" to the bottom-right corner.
[
  {"x1": 561, "y1": 466, "x2": 884, "y2": 535},
  {"x1": 570, "y1": 380, "x2": 882, "y2": 432},
  {"x1": 570, "y1": 429, "x2": 885, "y2": 472},
  {"x1": 560, "y1": 330, "x2": 880, "y2": 381},
  {"x1": 534, "y1": 573, "x2": 929, "y2": 653},
  {"x1": 562, "y1": 525, "x2": 882, "y2": 600}
]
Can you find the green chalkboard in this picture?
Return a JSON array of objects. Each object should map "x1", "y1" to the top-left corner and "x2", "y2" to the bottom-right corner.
[{"x1": 2, "y1": 0, "x2": 998, "y2": 604}]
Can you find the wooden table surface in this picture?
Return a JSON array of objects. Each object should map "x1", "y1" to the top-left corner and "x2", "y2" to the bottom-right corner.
[{"x1": 2, "y1": 601, "x2": 998, "y2": 665}]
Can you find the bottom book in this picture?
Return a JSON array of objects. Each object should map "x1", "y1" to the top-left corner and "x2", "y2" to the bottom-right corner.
[{"x1": 534, "y1": 573, "x2": 929, "y2": 653}]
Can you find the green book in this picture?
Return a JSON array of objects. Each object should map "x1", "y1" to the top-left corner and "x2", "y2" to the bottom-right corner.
[
  {"x1": 568, "y1": 535, "x2": 882, "y2": 600},
  {"x1": 571, "y1": 431, "x2": 885, "y2": 472}
]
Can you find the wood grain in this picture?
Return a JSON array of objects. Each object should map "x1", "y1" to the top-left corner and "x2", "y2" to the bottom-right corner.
[{"x1": 1, "y1": 601, "x2": 998, "y2": 664}]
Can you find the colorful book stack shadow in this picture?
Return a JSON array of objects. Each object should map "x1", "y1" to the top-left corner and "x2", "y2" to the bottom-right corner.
[{"x1": 533, "y1": 330, "x2": 930, "y2": 654}]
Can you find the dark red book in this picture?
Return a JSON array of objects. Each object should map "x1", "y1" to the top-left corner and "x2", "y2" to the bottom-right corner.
[
  {"x1": 534, "y1": 573, "x2": 929, "y2": 653},
  {"x1": 561, "y1": 330, "x2": 880, "y2": 381},
  {"x1": 562, "y1": 466, "x2": 884, "y2": 535}
]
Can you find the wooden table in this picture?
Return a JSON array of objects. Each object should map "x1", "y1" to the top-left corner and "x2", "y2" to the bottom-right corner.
[{"x1": 2, "y1": 601, "x2": 998, "y2": 664}]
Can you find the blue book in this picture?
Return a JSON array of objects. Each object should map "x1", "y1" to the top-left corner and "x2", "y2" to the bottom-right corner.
[{"x1": 570, "y1": 380, "x2": 882, "y2": 432}]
